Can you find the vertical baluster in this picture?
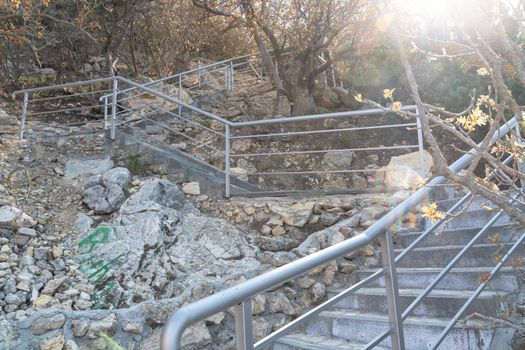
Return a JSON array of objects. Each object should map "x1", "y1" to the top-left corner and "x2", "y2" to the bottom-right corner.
[
  {"x1": 234, "y1": 299, "x2": 253, "y2": 350},
  {"x1": 178, "y1": 75, "x2": 183, "y2": 118},
  {"x1": 415, "y1": 107, "x2": 426, "y2": 179},
  {"x1": 225, "y1": 124, "x2": 231, "y2": 198},
  {"x1": 379, "y1": 231, "x2": 405, "y2": 350},
  {"x1": 19, "y1": 92, "x2": 29, "y2": 140},
  {"x1": 110, "y1": 79, "x2": 118, "y2": 140},
  {"x1": 103, "y1": 96, "x2": 109, "y2": 130}
]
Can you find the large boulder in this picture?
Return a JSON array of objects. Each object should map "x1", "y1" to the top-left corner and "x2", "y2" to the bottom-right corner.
[
  {"x1": 83, "y1": 167, "x2": 131, "y2": 214},
  {"x1": 0, "y1": 205, "x2": 36, "y2": 230},
  {"x1": 384, "y1": 150, "x2": 433, "y2": 189},
  {"x1": 64, "y1": 158, "x2": 114, "y2": 180}
]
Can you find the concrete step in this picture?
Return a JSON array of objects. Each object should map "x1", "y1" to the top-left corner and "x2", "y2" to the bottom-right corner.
[
  {"x1": 326, "y1": 288, "x2": 503, "y2": 318},
  {"x1": 304, "y1": 310, "x2": 514, "y2": 349},
  {"x1": 395, "y1": 223, "x2": 519, "y2": 248},
  {"x1": 273, "y1": 334, "x2": 388, "y2": 350},
  {"x1": 425, "y1": 208, "x2": 513, "y2": 230},
  {"x1": 394, "y1": 243, "x2": 525, "y2": 268},
  {"x1": 351, "y1": 267, "x2": 521, "y2": 292}
]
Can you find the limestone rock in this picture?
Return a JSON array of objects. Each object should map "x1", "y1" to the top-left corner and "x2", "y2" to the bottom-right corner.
[
  {"x1": 230, "y1": 167, "x2": 248, "y2": 181},
  {"x1": 0, "y1": 205, "x2": 36, "y2": 230},
  {"x1": 293, "y1": 227, "x2": 345, "y2": 257},
  {"x1": 322, "y1": 150, "x2": 353, "y2": 170},
  {"x1": 31, "y1": 314, "x2": 66, "y2": 335},
  {"x1": 182, "y1": 182, "x2": 201, "y2": 195},
  {"x1": 39, "y1": 332, "x2": 64, "y2": 350},
  {"x1": 268, "y1": 202, "x2": 315, "y2": 228},
  {"x1": 384, "y1": 150, "x2": 433, "y2": 189},
  {"x1": 83, "y1": 167, "x2": 131, "y2": 214},
  {"x1": 64, "y1": 157, "x2": 113, "y2": 179}
]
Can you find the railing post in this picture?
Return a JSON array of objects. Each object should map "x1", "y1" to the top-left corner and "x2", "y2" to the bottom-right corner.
[
  {"x1": 516, "y1": 117, "x2": 525, "y2": 188},
  {"x1": 415, "y1": 107, "x2": 425, "y2": 178},
  {"x1": 225, "y1": 124, "x2": 231, "y2": 198},
  {"x1": 225, "y1": 64, "x2": 230, "y2": 91},
  {"x1": 110, "y1": 78, "x2": 118, "y2": 140},
  {"x1": 379, "y1": 231, "x2": 405, "y2": 350},
  {"x1": 230, "y1": 60, "x2": 235, "y2": 91},
  {"x1": 178, "y1": 75, "x2": 183, "y2": 118},
  {"x1": 234, "y1": 299, "x2": 254, "y2": 350},
  {"x1": 198, "y1": 59, "x2": 202, "y2": 88},
  {"x1": 19, "y1": 91, "x2": 29, "y2": 140},
  {"x1": 103, "y1": 96, "x2": 109, "y2": 130}
]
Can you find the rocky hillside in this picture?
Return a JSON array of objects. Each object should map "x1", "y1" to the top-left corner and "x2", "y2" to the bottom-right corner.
[{"x1": 0, "y1": 105, "x2": 418, "y2": 349}]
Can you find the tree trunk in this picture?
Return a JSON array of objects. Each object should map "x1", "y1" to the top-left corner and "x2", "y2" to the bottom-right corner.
[{"x1": 291, "y1": 89, "x2": 316, "y2": 116}]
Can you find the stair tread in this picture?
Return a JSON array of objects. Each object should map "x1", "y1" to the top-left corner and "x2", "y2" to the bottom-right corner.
[
  {"x1": 319, "y1": 310, "x2": 493, "y2": 328},
  {"x1": 395, "y1": 223, "x2": 517, "y2": 237},
  {"x1": 393, "y1": 242, "x2": 516, "y2": 253},
  {"x1": 328, "y1": 287, "x2": 504, "y2": 299},
  {"x1": 275, "y1": 333, "x2": 388, "y2": 350}
]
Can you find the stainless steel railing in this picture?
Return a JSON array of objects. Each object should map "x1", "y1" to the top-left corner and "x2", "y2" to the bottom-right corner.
[
  {"x1": 15, "y1": 61, "x2": 426, "y2": 196},
  {"x1": 159, "y1": 115, "x2": 521, "y2": 350}
]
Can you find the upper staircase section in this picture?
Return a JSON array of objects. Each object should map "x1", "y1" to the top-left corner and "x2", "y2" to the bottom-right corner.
[{"x1": 13, "y1": 53, "x2": 426, "y2": 197}]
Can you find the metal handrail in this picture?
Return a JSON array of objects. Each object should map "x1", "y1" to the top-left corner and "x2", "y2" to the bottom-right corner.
[{"x1": 160, "y1": 116, "x2": 519, "y2": 349}]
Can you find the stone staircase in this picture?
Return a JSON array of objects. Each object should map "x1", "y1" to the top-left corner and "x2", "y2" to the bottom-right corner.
[{"x1": 274, "y1": 194, "x2": 522, "y2": 349}]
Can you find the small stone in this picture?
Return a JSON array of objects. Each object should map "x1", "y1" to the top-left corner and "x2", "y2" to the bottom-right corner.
[
  {"x1": 311, "y1": 283, "x2": 326, "y2": 302},
  {"x1": 271, "y1": 226, "x2": 286, "y2": 236},
  {"x1": 54, "y1": 167, "x2": 64, "y2": 176},
  {"x1": 39, "y1": 332, "x2": 64, "y2": 350},
  {"x1": 42, "y1": 277, "x2": 66, "y2": 295},
  {"x1": 17, "y1": 227, "x2": 37, "y2": 237},
  {"x1": 182, "y1": 182, "x2": 200, "y2": 195},
  {"x1": 87, "y1": 314, "x2": 118, "y2": 338},
  {"x1": 34, "y1": 247, "x2": 49, "y2": 261},
  {"x1": 252, "y1": 294, "x2": 266, "y2": 315},
  {"x1": 297, "y1": 277, "x2": 316, "y2": 289},
  {"x1": 34, "y1": 294, "x2": 53, "y2": 308},
  {"x1": 244, "y1": 207, "x2": 256, "y2": 215},
  {"x1": 71, "y1": 319, "x2": 90, "y2": 337},
  {"x1": 123, "y1": 322, "x2": 144, "y2": 334},
  {"x1": 204, "y1": 312, "x2": 224, "y2": 325},
  {"x1": 51, "y1": 245, "x2": 64, "y2": 258},
  {"x1": 0, "y1": 205, "x2": 36, "y2": 230},
  {"x1": 74, "y1": 298, "x2": 92, "y2": 310},
  {"x1": 16, "y1": 280, "x2": 31, "y2": 292},
  {"x1": 32, "y1": 314, "x2": 66, "y2": 335},
  {"x1": 260, "y1": 225, "x2": 272, "y2": 236},
  {"x1": 64, "y1": 340, "x2": 80, "y2": 350}
]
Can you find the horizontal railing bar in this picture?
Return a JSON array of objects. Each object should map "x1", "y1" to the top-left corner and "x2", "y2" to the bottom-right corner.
[
  {"x1": 13, "y1": 76, "x2": 115, "y2": 95},
  {"x1": 160, "y1": 116, "x2": 518, "y2": 350},
  {"x1": 248, "y1": 167, "x2": 408, "y2": 176},
  {"x1": 115, "y1": 77, "x2": 233, "y2": 126},
  {"x1": 122, "y1": 122, "x2": 224, "y2": 154},
  {"x1": 432, "y1": 228, "x2": 525, "y2": 349},
  {"x1": 139, "y1": 116, "x2": 224, "y2": 153},
  {"x1": 130, "y1": 102, "x2": 226, "y2": 137},
  {"x1": 231, "y1": 123, "x2": 417, "y2": 139},
  {"x1": 26, "y1": 104, "x2": 104, "y2": 116},
  {"x1": 231, "y1": 145, "x2": 419, "y2": 158},
  {"x1": 231, "y1": 105, "x2": 418, "y2": 127},
  {"x1": 30, "y1": 89, "x2": 114, "y2": 102}
]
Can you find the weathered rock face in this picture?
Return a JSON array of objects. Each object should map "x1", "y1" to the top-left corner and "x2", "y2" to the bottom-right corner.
[
  {"x1": 83, "y1": 167, "x2": 131, "y2": 214},
  {"x1": 384, "y1": 150, "x2": 433, "y2": 189},
  {"x1": 80, "y1": 178, "x2": 264, "y2": 307}
]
